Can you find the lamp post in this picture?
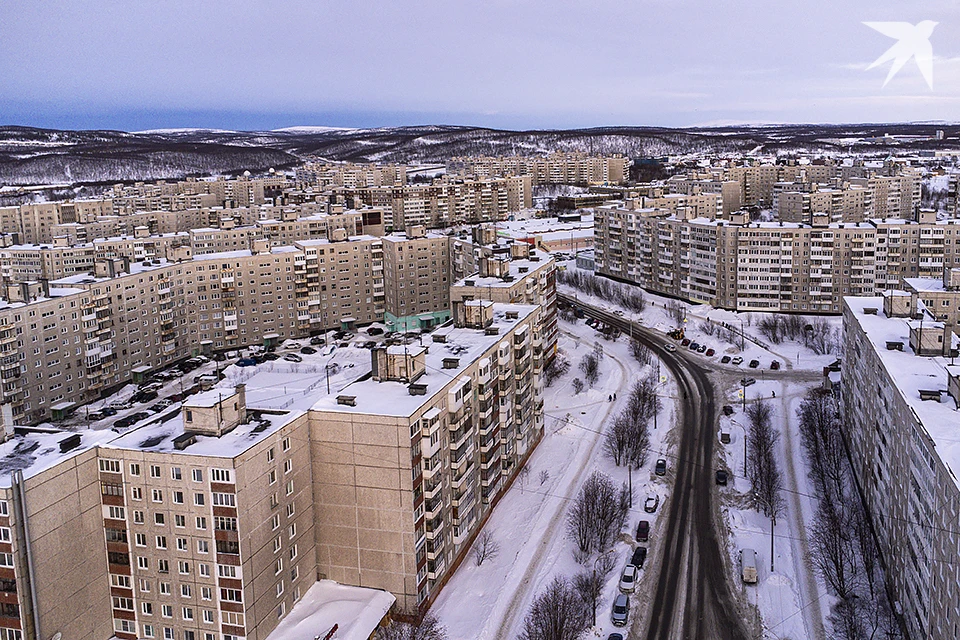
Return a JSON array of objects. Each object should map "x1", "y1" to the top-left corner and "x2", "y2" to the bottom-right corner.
[{"x1": 738, "y1": 316, "x2": 745, "y2": 351}]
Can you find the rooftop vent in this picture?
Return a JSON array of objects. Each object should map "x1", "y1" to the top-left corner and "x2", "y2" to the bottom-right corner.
[
  {"x1": 484, "y1": 327, "x2": 499, "y2": 336},
  {"x1": 885, "y1": 341, "x2": 904, "y2": 351},
  {"x1": 464, "y1": 279, "x2": 475, "y2": 287},
  {"x1": 506, "y1": 311, "x2": 519, "y2": 320},
  {"x1": 442, "y1": 357, "x2": 460, "y2": 369},
  {"x1": 529, "y1": 256, "x2": 540, "y2": 262},
  {"x1": 519, "y1": 266, "x2": 529, "y2": 273},
  {"x1": 58, "y1": 433, "x2": 81, "y2": 453},
  {"x1": 432, "y1": 333, "x2": 447, "y2": 344},
  {"x1": 408, "y1": 383, "x2": 428, "y2": 396},
  {"x1": 863, "y1": 307, "x2": 878, "y2": 315},
  {"x1": 173, "y1": 432, "x2": 197, "y2": 451},
  {"x1": 502, "y1": 275, "x2": 514, "y2": 282},
  {"x1": 336, "y1": 395, "x2": 357, "y2": 407},
  {"x1": 919, "y1": 389, "x2": 943, "y2": 402}
]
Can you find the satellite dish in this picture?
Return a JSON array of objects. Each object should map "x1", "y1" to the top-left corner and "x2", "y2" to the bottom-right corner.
[{"x1": 51, "y1": 633, "x2": 62, "y2": 640}]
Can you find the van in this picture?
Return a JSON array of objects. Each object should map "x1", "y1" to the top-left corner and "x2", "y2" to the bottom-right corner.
[{"x1": 740, "y1": 548, "x2": 758, "y2": 583}]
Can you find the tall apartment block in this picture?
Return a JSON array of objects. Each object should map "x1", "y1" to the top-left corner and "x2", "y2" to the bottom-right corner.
[
  {"x1": 842, "y1": 293, "x2": 960, "y2": 639},
  {"x1": 0, "y1": 299, "x2": 545, "y2": 640},
  {"x1": 447, "y1": 153, "x2": 630, "y2": 185}
]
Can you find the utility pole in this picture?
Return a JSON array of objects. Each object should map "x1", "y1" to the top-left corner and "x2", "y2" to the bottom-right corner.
[
  {"x1": 628, "y1": 466, "x2": 633, "y2": 507},
  {"x1": 770, "y1": 514, "x2": 776, "y2": 572}
]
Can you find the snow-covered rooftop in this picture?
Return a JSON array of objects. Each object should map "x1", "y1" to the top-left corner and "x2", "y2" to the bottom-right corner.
[{"x1": 262, "y1": 580, "x2": 393, "y2": 640}]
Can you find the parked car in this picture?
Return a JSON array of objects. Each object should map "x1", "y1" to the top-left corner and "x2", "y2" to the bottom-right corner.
[
  {"x1": 644, "y1": 493, "x2": 660, "y2": 513},
  {"x1": 631, "y1": 545, "x2": 647, "y2": 567},
  {"x1": 114, "y1": 417, "x2": 135, "y2": 429},
  {"x1": 720, "y1": 355, "x2": 731, "y2": 364},
  {"x1": 101, "y1": 406, "x2": 118, "y2": 417},
  {"x1": 748, "y1": 359, "x2": 760, "y2": 369},
  {"x1": 636, "y1": 520, "x2": 650, "y2": 542},
  {"x1": 87, "y1": 410, "x2": 104, "y2": 421},
  {"x1": 722, "y1": 405, "x2": 734, "y2": 416},
  {"x1": 132, "y1": 389, "x2": 158, "y2": 403},
  {"x1": 366, "y1": 326, "x2": 384, "y2": 336},
  {"x1": 740, "y1": 377, "x2": 756, "y2": 387},
  {"x1": 300, "y1": 346, "x2": 317, "y2": 355},
  {"x1": 697, "y1": 343, "x2": 707, "y2": 353},
  {"x1": 131, "y1": 412, "x2": 150, "y2": 422},
  {"x1": 770, "y1": 360, "x2": 781, "y2": 370},
  {"x1": 611, "y1": 594, "x2": 630, "y2": 627},
  {"x1": 284, "y1": 353, "x2": 303, "y2": 363},
  {"x1": 681, "y1": 338, "x2": 691, "y2": 347},
  {"x1": 236, "y1": 358, "x2": 257, "y2": 367},
  {"x1": 655, "y1": 458, "x2": 667, "y2": 476},
  {"x1": 262, "y1": 352, "x2": 279, "y2": 361},
  {"x1": 706, "y1": 348, "x2": 715, "y2": 356},
  {"x1": 663, "y1": 343, "x2": 677, "y2": 353},
  {"x1": 689, "y1": 342, "x2": 700, "y2": 351},
  {"x1": 619, "y1": 564, "x2": 638, "y2": 593},
  {"x1": 731, "y1": 356, "x2": 743, "y2": 365},
  {"x1": 740, "y1": 548, "x2": 758, "y2": 583},
  {"x1": 716, "y1": 469, "x2": 729, "y2": 486}
]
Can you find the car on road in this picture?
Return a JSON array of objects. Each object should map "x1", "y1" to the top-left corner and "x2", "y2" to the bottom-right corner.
[
  {"x1": 636, "y1": 520, "x2": 650, "y2": 542},
  {"x1": 706, "y1": 348, "x2": 715, "y2": 356},
  {"x1": 87, "y1": 410, "x2": 104, "y2": 421},
  {"x1": 748, "y1": 359, "x2": 760, "y2": 368},
  {"x1": 284, "y1": 353, "x2": 303, "y2": 363},
  {"x1": 611, "y1": 594, "x2": 630, "y2": 627},
  {"x1": 731, "y1": 356, "x2": 743, "y2": 365},
  {"x1": 663, "y1": 343, "x2": 677, "y2": 353},
  {"x1": 101, "y1": 406, "x2": 118, "y2": 417},
  {"x1": 770, "y1": 360, "x2": 781, "y2": 370},
  {"x1": 614, "y1": 309, "x2": 624, "y2": 316},
  {"x1": 716, "y1": 469, "x2": 729, "y2": 486},
  {"x1": 619, "y1": 564, "x2": 638, "y2": 593},
  {"x1": 644, "y1": 493, "x2": 660, "y2": 513},
  {"x1": 740, "y1": 548, "x2": 758, "y2": 583},
  {"x1": 655, "y1": 458, "x2": 667, "y2": 476},
  {"x1": 740, "y1": 377, "x2": 756, "y2": 387},
  {"x1": 720, "y1": 355, "x2": 731, "y2": 364},
  {"x1": 631, "y1": 545, "x2": 647, "y2": 567}
]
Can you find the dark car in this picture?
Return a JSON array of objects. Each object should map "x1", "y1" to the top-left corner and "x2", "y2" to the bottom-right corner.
[
  {"x1": 101, "y1": 406, "x2": 118, "y2": 417},
  {"x1": 748, "y1": 359, "x2": 760, "y2": 369},
  {"x1": 236, "y1": 358, "x2": 257, "y2": 367},
  {"x1": 611, "y1": 594, "x2": 629, "y2": 627},
  {"x1": 689, "y1": 342, "x2": 700, "y2": 351},
  {"x1": 697, "y1": 344, "x2": 707, "y2": 353},
  {"x1": 720, "y1": 355, "x2": 731, "y2": 364},
  {"x1": 716, "y1": 469, "x2": 729, "y2": 486},
  {"x1": 114, "y1": 417, "x2": 135, "y2": 429},
  {"x1": 655, "y1": 458, "x2": 667, "y2": 476},
  {"x1": 300, "y1": 346, "x2": 317, "y2": 355},
  {"x1": 133, "y1": 389, "x2": 158, "y2": 403},
  {"x1": 262, "y1": 352, "x2": 279, "y2": 361},
  {"x1": 132, "y1": 412, "x2": 150, "y2": 422},
  {"x1": 770, "y1": 360, "x2": 781, "y2": 370},
  {"x1": 722, "y1": 405, "x2": 735, "y2": 416},
  {"x1": 681, "y1": 338, "x2": 691, "y2": 347},
  {"x1": 366, "y1": 326, "x2": 384, "y2": 336},
  {"x1": 630, "y1": 546, "x2": 647, "y2": 568},
  {"x1": 636, "y1": 520, "x2": 650, "y2": 542},
  {"x1": 310, "y1": 336, "x2": 326, "y2": 345},
  {"x1": 740, "y1": 377, "x2": 756, "y2": 387},
  {"x1": 706, "y1": 348, "x2": 715, "y2": 356},
  {"x1": 607, "y1": 635, "x2": 624, "y2": 640}
]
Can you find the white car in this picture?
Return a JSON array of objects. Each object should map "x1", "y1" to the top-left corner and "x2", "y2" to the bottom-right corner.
[
  {"x1": 618, "y1": 564, "x2": 638, "y2": 593},
  {"x1": 731, "y1": 356, "x2": 744, "y2": 366},
  {"x1": 644, "y1": 493, "x2": 660, "y2": 513},
  {"x1": 663, "y1": 343, "x2": 677, "y2": 353},
  {"x1": 283, "y1": 353, "x2": 303, "y2": 363}
]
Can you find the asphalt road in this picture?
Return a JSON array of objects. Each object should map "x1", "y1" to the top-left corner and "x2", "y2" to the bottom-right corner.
[{"x1": 559, "y1": 294, "x2": 751, "y2": 640}]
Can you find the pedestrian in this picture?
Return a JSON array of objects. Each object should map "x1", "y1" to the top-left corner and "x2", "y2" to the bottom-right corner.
[
  {"x1": 608, "y1": 395, "x2": 612, "y2": 402},
  {"x1": 613, "y1": 393, "x2": 617, "y2": 400},
  {"x1": 772, "y1": 390, "x2": 776, "y2": 398}
]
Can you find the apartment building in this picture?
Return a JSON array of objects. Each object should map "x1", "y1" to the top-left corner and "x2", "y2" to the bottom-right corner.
[
  {"x1": 448, "y1": 153, "x2": 630, "y2": 185},
  {"x1": 0, "y1": 297, "x2": 546, "y2": 639},
  {"x1": 841, "y1": 295, "x2": 960, "y2": 640},
  {"x1": 296, "y1": 163, "x2": 407, "y2": 189},
  {"x1": 380, "y1": 228, "x2": 452, "y2": 331},
  {"x1": 311, "y1": 302, "x2": 544, "y2": 609},
  {"x1": 595, "y1": 205, "x2": 960, "y2": 313}
]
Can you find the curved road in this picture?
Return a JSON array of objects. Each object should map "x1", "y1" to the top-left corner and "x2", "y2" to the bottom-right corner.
[{"x1": 560, "y1": 294, "x2": 751, "y2": 640}]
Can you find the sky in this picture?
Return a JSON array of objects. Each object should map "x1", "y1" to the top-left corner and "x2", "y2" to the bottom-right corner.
[{"x1": 1, "y1": 0, "x2": 959, "y2": 131}]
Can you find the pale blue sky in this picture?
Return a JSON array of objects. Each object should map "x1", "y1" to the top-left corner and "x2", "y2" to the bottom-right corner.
[{"x1": 1, "y1": 0, "x2": 958, "y2": 130}]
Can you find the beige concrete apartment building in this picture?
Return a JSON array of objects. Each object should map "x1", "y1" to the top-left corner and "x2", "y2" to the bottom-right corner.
[
  {"x1": 842, "y1": 295, "x2": 960, "y2": 640},
  {"x1": 448, "y1": 153, "x2": 630, "y2": 185},
  {"x1": 380, "y1": 228, "x2": 452, "y2": 331}
]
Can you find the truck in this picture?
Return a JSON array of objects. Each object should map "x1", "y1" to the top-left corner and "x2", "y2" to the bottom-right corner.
[{"x1": 740, "y1": 548, "x2": 758, "y2": 583}]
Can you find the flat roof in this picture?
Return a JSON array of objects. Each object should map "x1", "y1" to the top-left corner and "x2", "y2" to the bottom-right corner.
[{"x1": 262, "y1": 580, "x2": 394, "y2": 640}]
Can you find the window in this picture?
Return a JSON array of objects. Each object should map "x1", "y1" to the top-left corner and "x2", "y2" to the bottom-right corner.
[
  {"x1": 267, "y1": 447, "x2": 275, "y2": 462},
  {"x1": 282, "y1": 436, "x2": 291, "y2": 451},
  {"x1": 142, "y1": 602, "x2": 153, "y2": 615},
  {"x1": 273, "y1": 536, "x2": 282, "y2": 553},
  {"x1": 220, "y1": 588, "x2": 243, "y2": 602},
  {"x1": 161, "y1": 604, "x2": 173, "y2": 618},
  {"x1": 143, "y1": 624, "x2": 155, "y2": 638},
  {"x1": 196, "y1": 516, "x2": 207, "y2": 530},
  {"x1": 268, "y1": 469, "x2": 277, "y2": 485},
  {"x1": 99, "y1": 459, "x2": 120, "y2": 473},
  {"x1": 201, "y1": 586, "x2": 212, "y2": 600},
  {"x1": 158, "y1": 559, "x2": 169, "y2": 574},
  {"x1": 203, "y1": 609, "x2": 215, "y2": 623},
  {"x1": 211, "y1": 469, "x2": 232, "y2": 483},
  {"x1": 107, "y1": 506, "x2": 125, "y2": 520},
  {"x1": 217, "y1": 565, "x2": 238, "y2": 578},
  {"x1": 181, "y1": 584, "x2": 192, "y2": 598},
  {"x1": 290, "y1": 565, "x2": 298, "y2": 582},
  {"x1": 192, "y1": 469, "x2": 203, "y2": 482},
  {"x1": 139, "y1": 578, "x2": 151, "y2": 593},
  {"x1": 286, "y1": 502, "x2": 295, "y2": 518},
  {"x1": 152, "y1": 489, "x2": 163, "y2": 503},
  {"x1": 177, "y1": 538, "x2": 188, "y2": 551},
  {"x1": 111, "y1": 574, "x2": 132, "y2": 588},
  {"x1": 289, "y1": 544, "x2": 298, "y2": 560},
  {"x1": 156, "y1": 535, "x2": 167, "y2": 549},
  {"x1": 135, "y1": 533, "x2": 147, "y2": 547},
  {"x1": 112, "y1": 596, "x2": 135, "y2": 611},
  {"x1": 288, "y1": 522, "x2": 297, "y2": 539},
  {"x1": 134, "y1": 510, "x2": 145, "y2": 524},
  {"x1": 114, "y1": 620, "x2": 136, "y2": 633},
  {"x1": 137, "y1": 556, "x2": 149, "y2": 570},
  {"x1": 155, "y1": 513, "x2": 165, "y2": 525},
  {"x1": 171, "y1": 467, "x2": 182, "y2": 480},
  {"x1": 285, "y1": 480, "x2": 294, "y2": 496},
  {"x1": 274, "y1": 558, "x2": 283, "y2": 575},
  {"x1": 173, "y1": 491, "x2": 184, "y2": 504},
  {"x1": 159, "y1": 582, "x2": 171, "y2": 595},
  {"x1": 276, "y1": 581, "x2": 284, "y2": 597},
  {"x1": 178, "y1": 561, "x2": 190, "y2": 575},
  {"x1": 182, "y1": 607, "x2": 194, "y2": 621},
  {"x1": 212, "y1": 493, "x2": 235, "y2": 507},
  {"x1": 271, "y1": 514, "x2": 280, "y2": 530},
  {"x1": 283, "y1": 459, "x2": 292, "y2": 474},
  {"x1": 194, "y1": 493, "x2": 205, "y2": 506},
  {"x1": 163, "y1": 628, "x2": 174, "y2": 640},
  {"x1": 131, "y1": 487, "x2": 143, "y2": 500},
  {"x1": 150, "y1": 465, "x2": 161, "y2": 478},
  {"x1": 197, "y1": 540, "x2": 209, "y2": 554}
]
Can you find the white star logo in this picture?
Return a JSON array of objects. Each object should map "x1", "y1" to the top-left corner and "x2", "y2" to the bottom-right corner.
[{"x1": 864, "y1": 21, "x2": 938, "y2": 89}]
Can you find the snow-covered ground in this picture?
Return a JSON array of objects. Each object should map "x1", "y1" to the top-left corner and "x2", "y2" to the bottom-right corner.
[{"x1": 433, "y1": 319, "x2": 678, "y2": 638}]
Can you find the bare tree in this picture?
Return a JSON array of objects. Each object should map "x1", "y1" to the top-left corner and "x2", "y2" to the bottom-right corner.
[
  {"x1": 630, "y1": 339, "x2": 652, "y2": 366},
  {"x1": 473, "y1": 530, "x2": 501, "y2": 567},
  {"x1": 566, "y1": 472, "x2": 630, "y2": 559},
  {"x1": 518, "y1": 575, "x2": 591, "y2": 640},
  {"x1": 544, "y1": 354, "x2": 571, "y2": 387},
  {"x1": 665, "y1": 300, "x2": 686, "y2": 325},
  {"x1": 579, "y1": 354, "x2": 599, "y2": 386},
  {"x1": 603, "y1": 412, "x2": 632, "y2": 466},
  {"x1": 376, "y1": 613, "x2": 448, "y2": 640},
  {"x1": 539, "y1": 469, "x2": 550, "y2": 485},
  {"x1": 571, "y1": 378, "x2": 584, "y2": 395},
  {"x1": 746, "y1": 399, "x2": 785, "y2": 519}
]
